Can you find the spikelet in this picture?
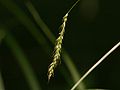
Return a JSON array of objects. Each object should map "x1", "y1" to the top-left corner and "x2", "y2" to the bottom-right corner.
[
  {"x1": 48, "y1": 0, "x2": 80, "y2": 81},
  {"x1": 48, "y1": 13, "x2": 68, "y2": 81}
]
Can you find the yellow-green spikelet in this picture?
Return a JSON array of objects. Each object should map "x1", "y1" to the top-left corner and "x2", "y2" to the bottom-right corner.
[{"x1": 48, "y1": 14, "x2": 68, "y2": 81}]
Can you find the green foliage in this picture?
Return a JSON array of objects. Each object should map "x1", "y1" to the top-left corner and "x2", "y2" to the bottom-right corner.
[{"x1": 0, "y1": 0, "x2": 119, "y2": 90}]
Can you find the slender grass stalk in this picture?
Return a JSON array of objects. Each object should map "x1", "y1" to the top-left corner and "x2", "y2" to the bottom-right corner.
[
  {"x1": 66, "y1": 0, "x2": 80, "y2": 14},
  {"x1": 62, "y1": 50, "x2": 85, "y2": 90},
  {"x1": 25, "y1": 1, "x2": 85, "y2": 89},
  {"x1": 0, "y1": 72, "x2": 5, "y2": 90},
  {"x1": 70, "y1": 42, "x2": 120, "y2": 90},
  {"x1": 4, "y1": 30, "x2": 41, "y2": 90}
]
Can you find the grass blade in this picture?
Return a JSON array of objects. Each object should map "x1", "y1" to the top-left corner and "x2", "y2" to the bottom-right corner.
[
  {"x1": 70, "y1": 42, "x2": 120, "y2": 90},
  {"x1": 3, "y1": 30, "x2": 42, "y2": 90}
]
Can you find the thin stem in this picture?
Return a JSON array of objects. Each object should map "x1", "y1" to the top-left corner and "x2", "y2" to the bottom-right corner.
[
  {"x1": 70, "y1": 42, "x2": 120, "y2": 90},
  {"x1": 67, "y1": 0, "x2": 80, "y2": 14}
]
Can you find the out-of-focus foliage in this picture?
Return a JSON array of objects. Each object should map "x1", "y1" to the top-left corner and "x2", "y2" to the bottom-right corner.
[{"x1": 0, "y1": 0, "x2": 120, "y2": 90}]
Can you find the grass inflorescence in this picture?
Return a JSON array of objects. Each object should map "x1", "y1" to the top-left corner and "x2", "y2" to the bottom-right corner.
[
  {"x1": 48, "y1": 13, "x2": 68, "y2": 81},
  {"x1": 48, "y1": 0, "x2": 80, "y2": 81}
]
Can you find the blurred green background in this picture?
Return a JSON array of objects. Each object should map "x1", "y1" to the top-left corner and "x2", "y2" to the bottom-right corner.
[{"x1": 0, "y1": 0, "x2": 120, "y2": 90}]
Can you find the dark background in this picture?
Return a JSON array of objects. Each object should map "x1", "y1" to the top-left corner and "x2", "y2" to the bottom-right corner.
[{"x1": 0, "y1": 0, "x2": 120, "y2": 90}]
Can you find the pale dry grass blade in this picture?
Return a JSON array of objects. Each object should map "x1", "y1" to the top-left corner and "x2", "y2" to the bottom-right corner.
[{"x1": 70, "y1": 42, "x2": 120, "y2": 90}]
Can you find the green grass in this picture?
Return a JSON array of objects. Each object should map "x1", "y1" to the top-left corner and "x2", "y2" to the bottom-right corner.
[{"x1": 0, "y1": 0, "x2": 120, "y2": 90}]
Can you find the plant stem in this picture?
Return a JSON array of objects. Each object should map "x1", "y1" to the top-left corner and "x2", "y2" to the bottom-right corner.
[
  {"x1": 70, "y1": 42, "x2": 120, "y2": 90},
  {"x1": 67, "y1": 0, "x2": 80, "y2": 14},
  {"x1": 4, "y1": 31, "x2": 41, "y2": 90}
]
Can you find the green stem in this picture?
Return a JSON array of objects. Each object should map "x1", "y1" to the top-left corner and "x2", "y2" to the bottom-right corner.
[{"x1": 4, "y1": 31, "x2": 41, "y2": 90}]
